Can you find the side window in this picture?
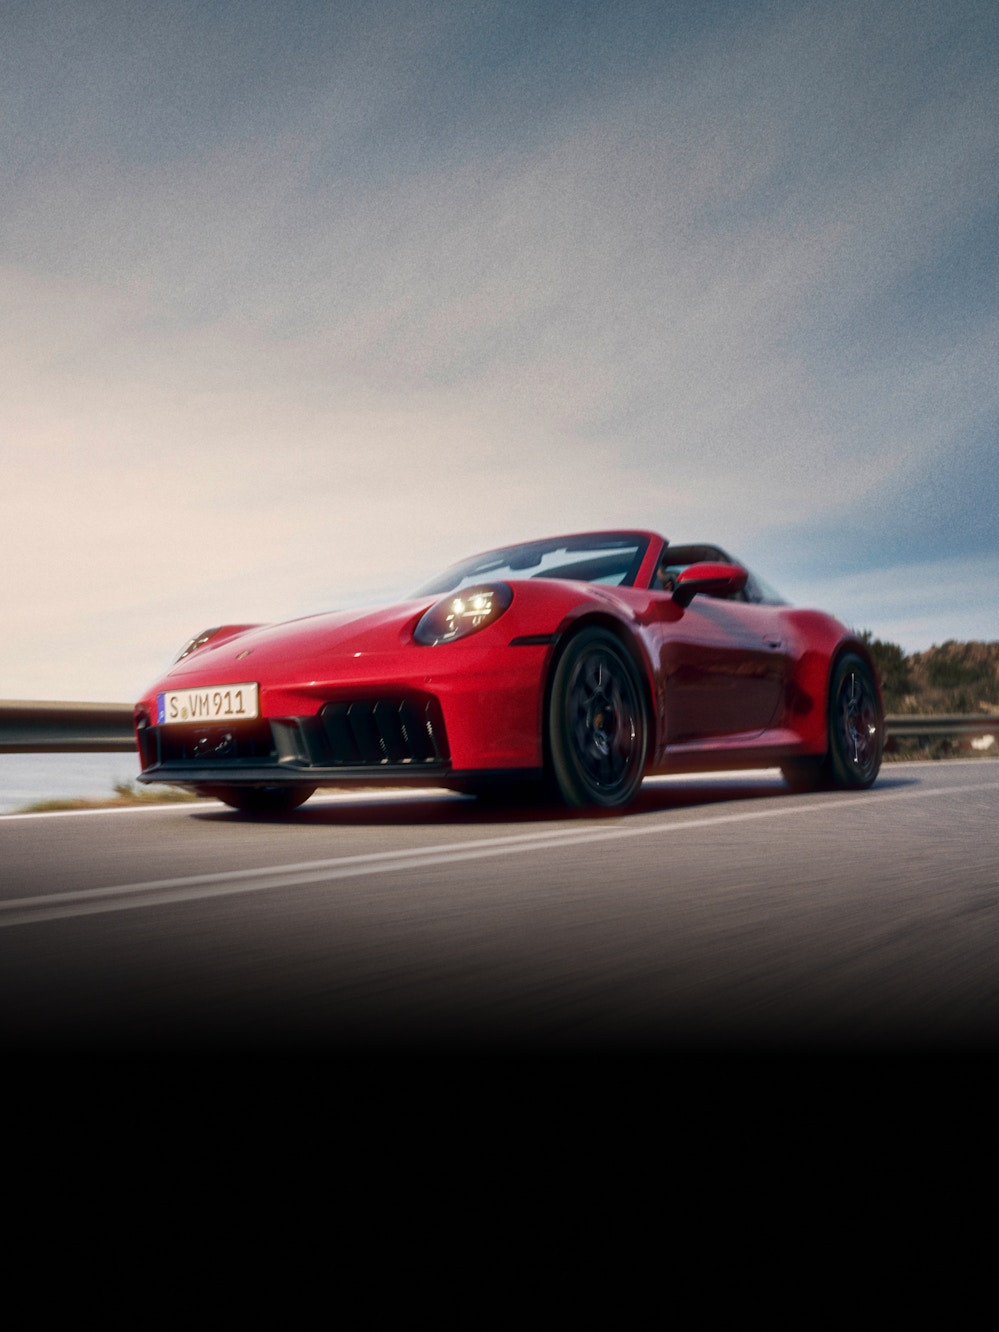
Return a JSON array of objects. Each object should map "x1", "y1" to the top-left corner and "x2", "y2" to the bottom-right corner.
[
  {"x1": 743, "y1": 573, "x2": 788, "y2": 606},
  {"x1": 657, "y1": 563, "x2": 680, "y2": 592}
]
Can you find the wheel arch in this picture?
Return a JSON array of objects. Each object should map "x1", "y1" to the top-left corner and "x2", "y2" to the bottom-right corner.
[
  {"x1": 782, "y1": 637, "x2": 885, "y2": 792},
  {"x1": 804, "y1": 635, "x2": 885, "y2": 757},
  {"x1": 541, "y1": 611, "x2": 656, "y2": 774},
  {"x1": 827, "y1": 635, "x2": 885, "y2": 713},
  {"x1": 788, "y1": 627, "x2": 885, "y2": 755}
]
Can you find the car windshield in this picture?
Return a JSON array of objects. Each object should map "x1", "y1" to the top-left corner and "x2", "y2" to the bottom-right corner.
[{"x1": 415, "y1": 534, "x2": 650, "y2": 596}]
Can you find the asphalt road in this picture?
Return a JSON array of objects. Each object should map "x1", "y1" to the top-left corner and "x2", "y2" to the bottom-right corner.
[{"x1": 2, "y1": 761, "x2": 998, "y2": 1050}]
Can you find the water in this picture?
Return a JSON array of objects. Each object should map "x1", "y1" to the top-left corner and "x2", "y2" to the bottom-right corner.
[{"x1": 0, "y1": 752, "x2": 142, "y2": 814}]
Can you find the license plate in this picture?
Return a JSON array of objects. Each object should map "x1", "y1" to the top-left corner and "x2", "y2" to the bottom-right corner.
[{"x1": 157, "y1": 683, "x2": 259, "y2": 725}]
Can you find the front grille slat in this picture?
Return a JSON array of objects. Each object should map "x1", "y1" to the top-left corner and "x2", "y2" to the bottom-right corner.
[
  {"x1": 346, "y1": 703, "x2": 382, "y2": 764},
  {"x1": 398, "y1": 699, "x2": 430, "y2": 763},
  {"x1": 373, "y1": 700, "x2": 408, "y2": 763},
  {"x1": 320, "y1": 706, "x2": 360, "y2": 764},
  {"x1": 422, "y1": 701, "x2": 445, "y2": 763}
]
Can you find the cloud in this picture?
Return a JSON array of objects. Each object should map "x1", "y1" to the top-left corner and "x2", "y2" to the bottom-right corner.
[{"x1": 2, "y1": 0, "x2": 997, "y2": 696}]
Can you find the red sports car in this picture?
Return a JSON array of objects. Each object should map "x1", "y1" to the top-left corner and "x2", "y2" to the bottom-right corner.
[{"x1": 134, "y1": 530, "x2": 884, "y2": 813}]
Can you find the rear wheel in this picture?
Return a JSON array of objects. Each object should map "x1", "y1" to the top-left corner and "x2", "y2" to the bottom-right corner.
[
  {"x1": 781, "y1": 652, "x2": 883, "y2": 793},
  {"x1": 827, "y1": 653, "x2": 883, "y2": 788},
  {"x1": 548, "y1": 628, "x2": 648, "y2": 809},
  {"x1": 207, "y1": 785, "x2": 316, "y2": 815}
]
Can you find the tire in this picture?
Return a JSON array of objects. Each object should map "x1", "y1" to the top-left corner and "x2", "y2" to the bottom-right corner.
[
  {"x1": 208, "y1": 785, "x2": 316, "y2": 815},
  {"x1": 781, "y1": 653, "x2": 883, "y2": 793},
  {"x1": 826, "y1": 653, "x2": 883, "y2": 789},
  {"x1": 548, "y1": 627, "x2": 648, "y2": 809}
]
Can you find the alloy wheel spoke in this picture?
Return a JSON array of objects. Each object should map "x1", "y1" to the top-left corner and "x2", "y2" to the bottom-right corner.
[
  {"x1": 568, "y1": 650, "x2": 638, "y2": 787},
  {"x1": 838, "y1": 671, "x2": 879, "y2": 771}
]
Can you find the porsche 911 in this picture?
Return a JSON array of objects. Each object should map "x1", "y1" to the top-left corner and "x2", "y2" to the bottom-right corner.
[{"x1": 134, "y1": 530, "x2": 883, "y2": 813}]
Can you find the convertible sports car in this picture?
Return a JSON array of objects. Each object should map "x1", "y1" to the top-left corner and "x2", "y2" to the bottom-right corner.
[{"x1": 134, "y1": 530, "x2": 884, "y2": 813}]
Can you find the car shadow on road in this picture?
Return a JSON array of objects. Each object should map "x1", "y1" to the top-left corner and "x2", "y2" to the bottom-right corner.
[{"x1": 190, "y1": 769, "x2": 920, "y2": 827}]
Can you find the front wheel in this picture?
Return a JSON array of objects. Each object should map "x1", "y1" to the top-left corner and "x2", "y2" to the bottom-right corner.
[
  {"x1": 206, "y1": 785, "x2": 316, "y2": 815},
  {"x1": 548, "y1": 628, "x2": 648, "y2": 809}
]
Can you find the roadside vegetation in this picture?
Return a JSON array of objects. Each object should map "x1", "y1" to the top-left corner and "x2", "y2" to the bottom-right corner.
[
  {"x1": 862, "y1": 635, "x2": 999, "y2": 715},
  {"x1": 15, "y1": 781, "x2": 200, "y2": 814},
  {"x1": 862, "y1": 635, "x2": 999, "y2": 761}
]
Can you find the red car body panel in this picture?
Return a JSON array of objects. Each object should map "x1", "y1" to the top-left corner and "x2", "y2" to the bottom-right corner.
[{"x1": 134, "y1": 530, "x2": 881, "y2": 798}]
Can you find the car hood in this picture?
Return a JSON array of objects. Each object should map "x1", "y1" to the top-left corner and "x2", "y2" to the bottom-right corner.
[
  {"x1": 151, "y1": 577, "x2": 642, "y2": 692},
  {"x1": 165, "y1": 600, "x2": 430, "y2": 679}
]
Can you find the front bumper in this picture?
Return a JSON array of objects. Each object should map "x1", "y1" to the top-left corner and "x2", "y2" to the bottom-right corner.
[
  {"x1": 135, "y1": 643, "x2": 551, "y2": 788},
  {"x1": 136, "y1": 695, "x2": 452, "y2": 787}
]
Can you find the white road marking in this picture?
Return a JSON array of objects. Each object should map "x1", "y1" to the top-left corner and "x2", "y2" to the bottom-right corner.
[
  {"x1": 0, "y1": 801, "x2": 216, "y2": 820},
  {"x1": 1, "y1": 776, "x2": 996, "y2": 929},
  {"x1": 0, "y1": 789, "x2": 459, "y2": 820}
]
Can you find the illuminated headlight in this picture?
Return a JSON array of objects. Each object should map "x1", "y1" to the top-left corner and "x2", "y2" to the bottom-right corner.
[
  {"x1": 174, "y1": 627, "x2": 222, "y2": 662},
  {"x1": 413, "y1": 583, "x2": 513, "y2": 645}
]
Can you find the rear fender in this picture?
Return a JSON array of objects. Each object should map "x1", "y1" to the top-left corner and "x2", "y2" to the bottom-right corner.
[{"x1": 789, "y1": 632, "x2": 883, "y2": 753}]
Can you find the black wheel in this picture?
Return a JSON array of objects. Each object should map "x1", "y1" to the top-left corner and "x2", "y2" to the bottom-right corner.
[
  {"x1": 207, "y1": 785, "x2": 316, "y2": 815},
  {"x1": 783, "y1": 653, "x2": 883, "y2": 793},
  {"x1": 827, "y1": 653, "x2": 883, "y2": 789},
  {"x1": 548, "y1": 627, "x2": 648, "y2": 809}
]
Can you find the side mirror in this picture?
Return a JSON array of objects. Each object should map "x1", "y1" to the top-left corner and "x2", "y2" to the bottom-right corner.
[{"x1": 672, "y1": 561, "x2": 748, "y2": 608}]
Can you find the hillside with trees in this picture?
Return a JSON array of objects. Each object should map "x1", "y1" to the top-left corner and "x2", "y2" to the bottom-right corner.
[{"x1": 862, "y1": 636, "x2": 999, "y2": 716}]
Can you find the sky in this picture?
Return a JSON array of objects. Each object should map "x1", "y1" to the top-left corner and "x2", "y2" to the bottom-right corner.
[{"x1": 2, "y1": 0, "x2": 997, "y2": 702}]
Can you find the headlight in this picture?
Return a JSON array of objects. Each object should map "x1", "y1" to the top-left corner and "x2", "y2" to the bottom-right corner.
[
  {"x1": 174, "y1": 627, "x2": 222, "y2": 662},
  {"x1": 413, "y1": 584, "x2": 512, "y2": 645}
]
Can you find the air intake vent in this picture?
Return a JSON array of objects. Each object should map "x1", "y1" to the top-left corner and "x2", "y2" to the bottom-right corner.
[{"x1": 319, "y1": 698, "x2": 449, "y2": 766}]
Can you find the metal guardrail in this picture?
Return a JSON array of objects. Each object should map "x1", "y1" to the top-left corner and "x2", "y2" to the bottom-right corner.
[
  {"x1": 0, "y1": 701, "x2": 136, "y2": 753},
  {"x1": 883, "y1": 716, "x2": 999, "y2": 740},
  {"x1": 1, "y1": 701, "x2": 998, "y2": 755}
]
